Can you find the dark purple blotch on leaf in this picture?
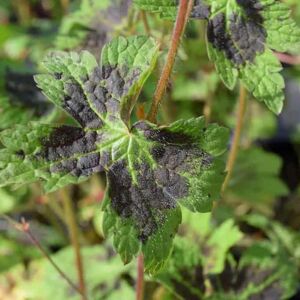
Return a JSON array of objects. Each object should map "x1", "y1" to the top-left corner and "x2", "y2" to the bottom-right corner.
[
  {"x1": 37, "y1": 125, "x2": 106, "y2": 177},
  {"x1": 207, "y1": 0, "x2": 266, "y2": 64},
  {"x1": 107, "y1": 121, "x2": 213, "y2": 242}
]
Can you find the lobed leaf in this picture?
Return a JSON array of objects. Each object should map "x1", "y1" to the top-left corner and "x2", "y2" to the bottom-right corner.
[
  {"x1": 35, "y1": 36, "x2": 159, "y2": 127},
  {"x1": 134, "y1": 0, "x2": 300, "y2": 114},
  {"x1": 102, "y1": 117, "x2": 229, "y2": 273},
  {"x1": 0, "y1": 36, "x2": 229, "y2": 272}
]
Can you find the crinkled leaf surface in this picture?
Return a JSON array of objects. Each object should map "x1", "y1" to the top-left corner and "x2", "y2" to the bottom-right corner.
[
  {"x1": 0, "y1": 35, "x2": 229, "y2": 273},
  {"x1": 133, "y1": 0, "x2": 211, "y2": 20},
  {"x1": 102, "y1": 116, "x2": 228, "y2": 273},
  {"x1": 134, "y1": 0, "x2": 300, "y2": 114}
]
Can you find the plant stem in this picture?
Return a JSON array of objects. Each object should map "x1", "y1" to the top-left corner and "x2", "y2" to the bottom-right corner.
[
  {"x1": 140, "y1": 11, "x2": 151, "y2": 36},
  {"x1": 2, "y1": 215, "x2": 83, "y2": 297},
  {"x1": 136, "y1": 254, "x2": 145, "y2": 300},
  {"x1": 136, "y1": 104, "x2": 146, "y2": 120},
  {"x1": 147, "y1": 0, "x2": 193, "y2": 123},
  {"x1": 61, "y1": 0, "x2": 69, "y2": 14},
  {"x1": 222, "y1": 84, "x2": 247, "y2": 193},
  {"x1": 60, "y1": 189, "x2": 88, "y2": 300},
  {"x1": 204, "y1": 91, "x2": 213, "y2": 125},
  {"x1": 275, "y1": 52, "x2": 300, "y2": 65}
]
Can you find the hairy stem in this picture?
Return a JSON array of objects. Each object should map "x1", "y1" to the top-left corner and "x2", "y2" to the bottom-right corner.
[
  {"x1": 3, "y1": 215, "x2": 83, "y2": 297},
  {"x1": 222, "y1": 84, "x2": 247, "y2": 193},
  {"x1": 60, "y1": 189, "x2": 87, "y2": 300},
  {"x1": 147, "y1": 0, "x2": 193, "y2": 123},
  {"x1": 136, "y1": 254, "x2": 145, "y2": 300}
]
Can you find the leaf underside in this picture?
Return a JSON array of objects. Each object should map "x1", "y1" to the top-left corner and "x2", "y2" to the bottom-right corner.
[
  {"x1": 134, "y1": 0, "x2": 300, "y2": 114},
  {"x1": 0, "y1": 35, "x2": 229, "y2": 273}
]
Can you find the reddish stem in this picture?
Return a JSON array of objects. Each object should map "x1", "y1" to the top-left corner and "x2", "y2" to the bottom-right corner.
[
  {"x1": 275, "y1": 52, "x2": 300, "y2": 65},
  {"x1": 147, "y1": 0, "x2": 193, "y2": 122},
  {"x1": 222, "y1": 84, "x2": 247, "y2": 193}
]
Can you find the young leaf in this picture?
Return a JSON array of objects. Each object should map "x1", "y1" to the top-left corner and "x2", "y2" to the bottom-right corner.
[
  {"x1": 134, "y1": 0, "x2": 300, "y2": 114},
  {"x1": 0, "y1": 36, "x2": 229, "y2": 273}
]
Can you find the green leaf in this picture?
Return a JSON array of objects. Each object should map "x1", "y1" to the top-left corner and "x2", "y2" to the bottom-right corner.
[
  {"x1": 0, "y1": 96, "x2": 34, "y2": 129},
  {"x1": 55, "y1": 0, "x2": 110, "y2": 49},
  {"x1": 238, "y1": 240, "x2": 299, "y2": 300},
  {"x1": 101, "y1": 36, "x2": 160, "y2": 123},
  {"x1": 262, "y1": 0, "x2": 300, "y2": 53},
  {"x1": 135, "y1": 0, "x2": 300, "y2": 114},
  {"x1": 133, "y1": 0, "x2": 210, "y2": 20},
  {"x1": 0, "y1": 36, "x2": 229, "y2": 273},
  {"x1": 206, "y1": 43, "x2": 238, "y2": 90},
  {"x1": 1, "y1": 36, "x2": 159, "y2": 193},
  {"x1": 0, "y1": 123, "x2": 101, "y2": 192},
  {"x1": 133, "y1": 0, "x2": 179, "y2": 19},
  {"x1": 239, "y1": 50, "x2": 284, "y2": 113},
  {"x1": 55, "y1": 0, "x2": 132, "y2": 53},
  {"x1": 102, "y1": 117, "x2": 228, "y2": 273},
  {"x1": 142, "y1": 206, "x2": 182, "y2": 273},
  {"x1": 155, "y1": 216, "x2": 298, "y2": 299},
  {"x1": 226, "y1": 148, "x2": 289, "y2": 205},
  {"x1": 154, "y1": 236, "x2": 204, "y2": 300},
  {"x1": 205, "y1": 0, "x2": 300, "y2": 114},
  {"x1": 0, "y1": 94, "x2": 55, "y2": 130},
  {"x1": 36, "y1": 36, "x2": 159, "y2": 127},
  {"x1": 242, "y1": 213, "x2": 300, "y2": 263},
  {"x1": 153, "y1": 218, "x2": 242, "y2": 298},
  {"x1": 204, "y1": 219, "x2": 243, "y2": 274}
]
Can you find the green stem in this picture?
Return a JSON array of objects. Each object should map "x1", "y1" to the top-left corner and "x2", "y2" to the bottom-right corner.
[
  {"x1": 60, "y1": 189, "x2": 88, "y2": 300},
  {"x1": 136, "y1": 254, "x2": 145, "y2": 300},
  {"x1": 140, "y1": 11, "x2": 151, "y2": 36},
  {"x1": 222, "y1": 84, "x2": 247, "y2": 193},
  {"x1": 147, "y1": 0, "x2": 193, "y2": 123}
]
